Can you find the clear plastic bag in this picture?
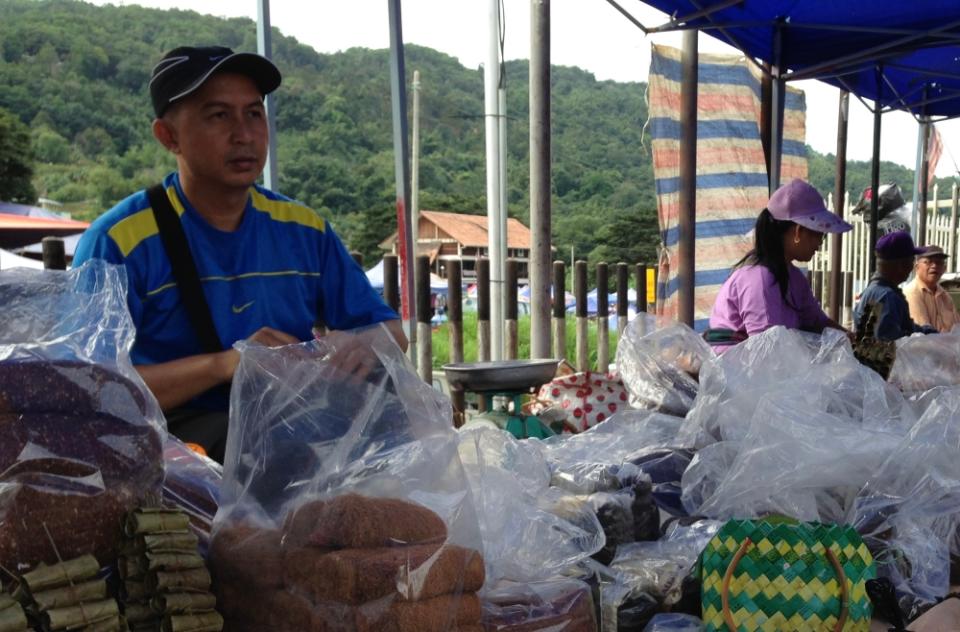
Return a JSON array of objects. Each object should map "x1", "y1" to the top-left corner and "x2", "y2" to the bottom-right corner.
[
  {"x1": 684, "y1": 393, "x2": 903, "y2": 522},
  {"x1": 592, "y1": 520, "x2": 719, "y2": 632},
  {"x1": 681, "y1": 327, "x2": 913, "y2": 448},
  {"x1": 849, "y1": 389, "x2": 960, "y2": 613},
  {"x1": 161, "y1": 435, "x2": 221, "y2": 556},
  {"x1": 480, "y1": 578, "x2": 598, "y2": 631},
  {"x1": 212, "y1": 325, "x2": 484, "y2": 632},
  {"x1": 544, "y1": 411, "x2": 692, "y2": 516},
  {"x1": 457, "y1": 427, "x2": 604, "y2": 585},
  {"x1": 616, "y1": 316, "x2": 712, "y2": 417},
  {"x1": 0, "y1": 261, "x2": 165, "y2": 573},
  {"x1": 889, "y1": 332, "x2": 960, "y2": 394}
]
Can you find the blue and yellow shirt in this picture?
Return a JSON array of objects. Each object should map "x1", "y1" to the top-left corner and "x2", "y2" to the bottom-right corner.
[{"x1": 73, "y1": 172, "x2": 397, "y2": 408}]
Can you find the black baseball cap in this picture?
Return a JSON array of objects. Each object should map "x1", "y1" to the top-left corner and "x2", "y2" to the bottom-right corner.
[{"x1": 149, "y1": 46, "x2": 281, "y2": 117}]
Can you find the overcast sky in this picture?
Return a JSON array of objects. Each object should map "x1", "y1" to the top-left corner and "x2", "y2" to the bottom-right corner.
[{"x1": 92, "y1": 0, "x2": 960, "y2": 181}]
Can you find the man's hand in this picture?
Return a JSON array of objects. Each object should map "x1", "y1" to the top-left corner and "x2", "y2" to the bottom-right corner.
[
  {"x1": 325, "y1": 331, "x2": 382, "y2": 383},
  {"x1": 216, "y1": 326, "x2": 301, "y2": 382}
]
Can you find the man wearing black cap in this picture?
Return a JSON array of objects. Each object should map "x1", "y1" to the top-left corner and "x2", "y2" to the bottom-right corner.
[
  {"x1": 853, "y1": 231, "x2": 937, "y2": 341},
  {"x1": 73, "y1": 47, "x2": 405, "y2": 461},
  {"x1": 905, "y1": 245, "x2": 959, "y2": 333}
]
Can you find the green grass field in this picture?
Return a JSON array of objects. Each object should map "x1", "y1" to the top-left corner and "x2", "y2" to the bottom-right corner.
[{"x1": 429, "y1": 312, "x2": 620, "y2": 370}]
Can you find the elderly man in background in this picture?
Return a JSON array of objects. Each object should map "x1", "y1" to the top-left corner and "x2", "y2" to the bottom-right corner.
[{"x1": 905, "y1": 245, "x2": 960, "y2": 333}]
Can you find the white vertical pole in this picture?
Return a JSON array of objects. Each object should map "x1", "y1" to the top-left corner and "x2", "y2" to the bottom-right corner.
[
  {"x1": 257, "y1": 0, "x2": 278, "y2": 190},
  {"x1": 411, "y1": 70, "x2": 421, "y2": 269},
  {"x1": 485, "y1": 0, "x2": 504, "y2": 361},
  {"x1": 498, "y1": 85, "x2": 509, "y2": 352}
]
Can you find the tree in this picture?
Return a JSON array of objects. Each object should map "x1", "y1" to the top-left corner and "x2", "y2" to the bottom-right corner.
[{"x1": 0, "y1": 107, "x2": 36, "y2": 203}]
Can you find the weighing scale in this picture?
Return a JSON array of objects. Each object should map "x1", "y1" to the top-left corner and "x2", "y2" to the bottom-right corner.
[{"x1": 443, "y1": 359, "x2": 560, "y2": 439}]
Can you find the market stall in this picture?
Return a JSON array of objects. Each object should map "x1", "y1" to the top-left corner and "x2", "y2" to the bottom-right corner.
[{"x1": 4, "y1": 261, "x2": 960, "y2": 631}]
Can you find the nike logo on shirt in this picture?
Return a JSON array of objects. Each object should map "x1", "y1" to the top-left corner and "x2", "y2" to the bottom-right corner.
[{"x1": 232, "y1": 301, "x2": 255, "y2": 314}]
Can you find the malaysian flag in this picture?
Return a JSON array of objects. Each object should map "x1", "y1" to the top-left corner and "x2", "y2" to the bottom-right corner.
[{"x1": 927, "y1": 124, "x2": 943, "y2": 187}]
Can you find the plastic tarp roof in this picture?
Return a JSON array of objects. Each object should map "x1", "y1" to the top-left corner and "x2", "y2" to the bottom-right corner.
[{"x1": 636, "y1": 1, "x2": 960, "y2": 117}]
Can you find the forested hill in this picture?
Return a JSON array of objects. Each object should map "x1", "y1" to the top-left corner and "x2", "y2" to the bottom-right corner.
[{"x1": 0, "y1": 0, "x2": 947, "y2": 265}]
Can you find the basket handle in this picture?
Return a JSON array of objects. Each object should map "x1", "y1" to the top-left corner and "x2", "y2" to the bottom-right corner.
[{"x1": 721, "y1": 537, "x2": 849, "y2": 632}]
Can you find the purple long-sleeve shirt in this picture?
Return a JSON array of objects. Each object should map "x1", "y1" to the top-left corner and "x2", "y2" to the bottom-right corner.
[{"x1": 709, "y1": 263, "x2": 829, "y2": 351}]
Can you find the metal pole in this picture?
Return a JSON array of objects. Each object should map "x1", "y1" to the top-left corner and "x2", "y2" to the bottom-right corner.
[
  {"x1": 918, "y1": 119, "x2": 931, "y2": 244},
  {"x1": 911, "y1": 122, "x2": 925, "y2": 232},
  {"x1": 387, "y1": 0, "x2": 417, "y2": 357},
  {"x1": 485, "y1": 0, "x2": 504, "y2": 361},
  {"x1": 498, "y1": 84, "x2": 509, "y2": 357},
  {"x1": 678, "y1": 29, "x2": 697, "y2": 327},
  {"x1": 768, "y1": 25, "x2": 785, "y2": 192},
  {"x1": 868, "y1": 88, "x2": 882, "y2": 274},
  {"x1": 530, "y1": 0, "x2": 551, "y2": 359},
  {"x1": 829, "y1": 90, "x2": 849, "y2": 322},
  {"x1": 256, "y1": 0, "x2": 278, "y2": 190},
  {"x1": 411, "y1": 70, "x2": 421, "y2": 271}
]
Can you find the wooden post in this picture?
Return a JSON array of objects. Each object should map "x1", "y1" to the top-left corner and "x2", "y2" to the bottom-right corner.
[
  {"x1": 350, "y1": 251, "x2": 364, "y2": 267},
  {"x1": 416, "y1": 255, "x2": 432, "y2": 384},
  {"x1": 596, "y1": 262, "x2": 609, "y2": 372},
  {"x1": 477, "y1": 258, "x2": 491, "y2": 362},
  {"x1": 447, "y1": 260, "x2": 464, "y2": 363},
  {"x1": 574, "y1": 260, "x2": 588, "y2": 372},
  {"x1": 383, "y1": 254, "x2": 400, "y2": 313},
  {"x1": 950, "y1": 184, "x2": 959, "y2": 272},
  {"x1": 635, "y1": 263, "x2": 648, "y2": 313},
  {"x1": 552, "y1": 260, "x2": 566, "y2": 362},
  {"x1": 41, "y1": 237, "x2": 66, "y2": 270},
  {"x1": 446, "y1": 259, "x2": 465, "y2": 425},
  {"x1": 829, "y1": 90, "x2": 849, "y2": 322},
  {"x1": 616, "y1": 262, "x2": 629, "y2": 338},
  {"x1": 505, "y1": 258, "x2": 519, "y2": 360},
  {"x1": 843, "y1": 271, "x2": 854, "y2": 330}
]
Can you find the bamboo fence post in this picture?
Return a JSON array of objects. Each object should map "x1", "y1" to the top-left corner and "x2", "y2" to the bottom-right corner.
[
  {"x1": 477, "y1": 258, "x2": 491, "y2": 362},
  {"x1": 383, "y1": 254, "x2": 400, "y2": 313},
  {"x1": 505, "y1": 258, "x2": 519, "y2": 360},
  {"x1": 416, "y1": 255, "x2": 432, "y2": 384},
  {"x1": 552, "y1": 261, "x2": 566, "y2": 361},
  {"x1": 596, "y1": 262, "x2": 609, "y2": 372},
  {"x1": 574, "y1": 260, "x2": 588, "y2": 372}
]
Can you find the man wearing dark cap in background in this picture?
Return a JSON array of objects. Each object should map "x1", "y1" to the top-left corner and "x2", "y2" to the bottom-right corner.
[
  {"x1": 73, "y1": 46, "x2": 406, "y2": 461},
  {"x1": 853, "y1": 231, "x2": 937, "y2": 341},
  {"x1": 905, "y1": 245, "x2": 960, "y2": 333}
]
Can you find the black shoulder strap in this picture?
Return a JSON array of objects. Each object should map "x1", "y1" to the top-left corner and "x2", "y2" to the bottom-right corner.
[{"x1": 147, "y1": 184, "x2": 223, "y2": 353}]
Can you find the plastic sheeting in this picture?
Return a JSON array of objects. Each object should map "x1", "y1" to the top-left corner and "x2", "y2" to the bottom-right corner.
[
  {"x1": 616, "y1": 316, "x2": 712, "y2": 417},
  {"x1": 681, "y1": 326, "x2": 914, "y2": 447},
  {"x1": 457, "y1": 427, "x2": 604, "y2": 586},
  {"x1": 212, "y1": 325, "x2": 484, "y2": 631},
  {"x1": 850, "y1": 388, "x2": 960, "y2": 614},
  {"x1": 889, "y1": 331, "x2": 960, "y2": 395},
  {"x1": 0, "y1": 261, "x2": 165, "y2": 572}
]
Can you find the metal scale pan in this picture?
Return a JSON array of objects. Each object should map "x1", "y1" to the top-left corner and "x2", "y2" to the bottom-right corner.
[{"x1": 442, "y1": 359, "x2": 560, "y2": 393}]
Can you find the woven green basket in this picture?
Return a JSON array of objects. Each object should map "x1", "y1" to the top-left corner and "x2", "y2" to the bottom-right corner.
[{"x1": 701, "y1": 520, "x2": 876, "y2": 631}]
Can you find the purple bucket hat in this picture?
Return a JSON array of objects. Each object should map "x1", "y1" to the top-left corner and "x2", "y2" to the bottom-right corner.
[{"x1": 768, "y1": 179, "x2": 853, "y2": 234}]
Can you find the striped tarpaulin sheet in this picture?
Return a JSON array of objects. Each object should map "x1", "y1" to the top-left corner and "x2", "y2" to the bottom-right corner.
[{"x1": 648, "y1": 44, "x2": 808, "y2": 330}]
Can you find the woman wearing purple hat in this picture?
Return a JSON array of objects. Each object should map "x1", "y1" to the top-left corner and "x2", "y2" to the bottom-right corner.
[{"x1": 706, "y1": 179, "x2": 852, "y2": 351}]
